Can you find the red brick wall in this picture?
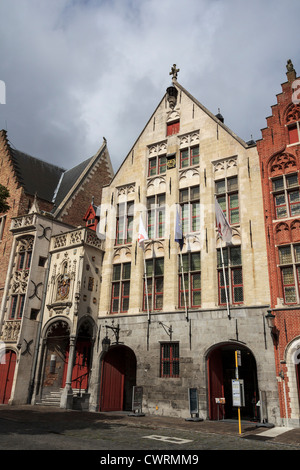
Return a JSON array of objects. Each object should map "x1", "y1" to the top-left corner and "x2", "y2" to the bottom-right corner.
[
  {"x1": 58, "y1": 150, "x2": 112, "y2": 227},
  {"x1": 256, "y1": 68, "x2": 300, "y2": 419}
]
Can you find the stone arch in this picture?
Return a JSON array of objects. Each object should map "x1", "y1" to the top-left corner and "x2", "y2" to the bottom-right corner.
[
  {"x1": 284, "y1": 336, "x2": 300, "y2": 423},
  {"x1": 205, "y1": 342, "x2": 259, "y2": 421}
]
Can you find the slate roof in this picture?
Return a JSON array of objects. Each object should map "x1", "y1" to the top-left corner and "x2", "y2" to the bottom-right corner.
[
  {"x1": 10, "y1": 148, "x2": 65, "y2": 202},
  {"x1": 52, "y1": 156, "x2": 93, "y2": 210}
]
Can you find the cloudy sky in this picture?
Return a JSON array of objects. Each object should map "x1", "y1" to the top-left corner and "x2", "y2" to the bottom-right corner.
[{"x1": 0, "y1": 0, "x2": 299, "y2": 173}]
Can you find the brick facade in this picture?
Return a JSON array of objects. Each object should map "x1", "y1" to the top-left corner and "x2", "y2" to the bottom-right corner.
[{"x1": 256, "y1": 61, "x2": 300, "y2": 425}]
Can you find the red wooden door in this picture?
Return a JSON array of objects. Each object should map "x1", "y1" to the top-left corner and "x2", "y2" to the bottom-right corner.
[
  {"x1": 0, "y1": 350, "x2": 16, "y2": 404},
  {"x1": 62, "y1": 341, "x2": 91, "y2": 390},
  {"x1": 207, "y1": 348, "x2": 224, "y2": 420},
  {"x1": 100, "y1": 348, "x2": 125, "y2": 411}
]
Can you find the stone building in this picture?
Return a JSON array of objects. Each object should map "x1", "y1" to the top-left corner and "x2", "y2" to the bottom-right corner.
[
  {"x1": 256, "y1": 60, "x2": 300, "y2": 426},
  {"x1": 0, "y1": 134, "x2": 113, "y2": 405},
  {"x1": 3, "y1": 63, "x2": 299, "y2": 427},
  {"x1": 86, "y1": 66, "x2": 279, "y2": 424}
]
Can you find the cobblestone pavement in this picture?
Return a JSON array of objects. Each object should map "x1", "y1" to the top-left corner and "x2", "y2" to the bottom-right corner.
[{"x1": 0, "y1": 405, "x2": 299, "y2": 455}]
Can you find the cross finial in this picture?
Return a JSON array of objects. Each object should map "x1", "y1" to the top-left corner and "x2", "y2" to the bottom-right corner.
[{"x1": 170, "y1": 64, "x2": 180, "y2": 80}]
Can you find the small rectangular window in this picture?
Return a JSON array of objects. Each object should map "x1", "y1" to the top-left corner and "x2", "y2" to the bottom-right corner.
[{"x1": 160, "y1": 343, "x2": 179, "y2": 378}]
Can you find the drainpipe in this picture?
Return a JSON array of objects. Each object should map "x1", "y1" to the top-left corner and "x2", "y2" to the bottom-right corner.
[{"x1": 27, "y1": 253, "x2": 52, "y2": 404}]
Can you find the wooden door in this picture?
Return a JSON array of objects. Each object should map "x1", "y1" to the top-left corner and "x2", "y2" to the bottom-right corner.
[
  {"x1": 207, "y1": 348, "x2": 224, "y2": 420},
  {"x1": 0, "y1": 350, "x2": 16, "y2": 404},
  {"x1": 62, "y1": 341, "x2": 91, "y2": 390},
  {"x1": 100, "y1": 348, "x2": 125, "y2": 411}
]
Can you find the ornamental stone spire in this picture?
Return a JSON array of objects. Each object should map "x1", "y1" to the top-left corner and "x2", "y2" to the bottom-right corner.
[{"x1": 169, "y1": 64, "x2": 180, "y2": 81}]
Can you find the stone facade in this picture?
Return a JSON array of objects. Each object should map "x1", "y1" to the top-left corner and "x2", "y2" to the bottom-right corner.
[{"x1": 90, "y1": 75, "x2": 280, "y2": 423}]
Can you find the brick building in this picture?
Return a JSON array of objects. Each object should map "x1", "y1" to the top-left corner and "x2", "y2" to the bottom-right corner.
[
  {"x1": 0, "y1": 132, "x2": 113, "y2": 405},
  {"x1": 256, "y1": 60, "x2": 300, "y2": 426}
]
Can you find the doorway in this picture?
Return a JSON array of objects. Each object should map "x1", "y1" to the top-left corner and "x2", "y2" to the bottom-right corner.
[
  {"x1": 99, "y1": 346, "x2": 136, "y2": 412},
  {"x1": 207, "y1": 343, "x2": 259, "y2": 421}
]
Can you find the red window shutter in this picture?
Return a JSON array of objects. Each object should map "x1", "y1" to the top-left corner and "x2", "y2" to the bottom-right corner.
[
  {"x1": 167, "y1": 120, "x2": 180, "y2": 136},
  {"x1": 288, "y1": 124, "x2": 299, "y2": 144}
]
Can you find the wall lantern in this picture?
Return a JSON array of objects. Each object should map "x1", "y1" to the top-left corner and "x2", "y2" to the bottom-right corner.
[
  {"x1": 102, "y1": 321, "x2": 120, "y2": 352},
  {"x1": 265, "y1": 310, "x2": 278, "y2": 344},
  {"x1": 102, "y1": 335, "x2": 111, "y2": 353}
]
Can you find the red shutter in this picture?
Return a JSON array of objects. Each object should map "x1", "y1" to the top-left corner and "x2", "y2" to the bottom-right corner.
[{"x1": 167, "y1": 120, "x2": 180, "y2": 136}]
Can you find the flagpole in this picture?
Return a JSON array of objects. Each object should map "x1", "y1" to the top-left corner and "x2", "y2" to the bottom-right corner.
[
  {"x1": 143, "y1": 254, "x2": 150, "y2": 324},
  {"x1": 138, "y1": 212, "x2": 151, "y2": 350},
  {"x1": 220, "y1": 241, "x2": 231, "y2": 320},
  {"x1": 179, "y1": 250, "x2": 188, "y2": 322}
]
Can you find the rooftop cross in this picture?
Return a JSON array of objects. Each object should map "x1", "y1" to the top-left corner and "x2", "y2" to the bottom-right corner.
[{"x1": 170, "y1": 64, "x2": 180, "y2": 80}]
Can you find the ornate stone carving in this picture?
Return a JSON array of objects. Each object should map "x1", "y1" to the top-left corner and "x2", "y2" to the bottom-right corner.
[{"x1": 0, "y1": 320, "x2": 21, "y2": 341}]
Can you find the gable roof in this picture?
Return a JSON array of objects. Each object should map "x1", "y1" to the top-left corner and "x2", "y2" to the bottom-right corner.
[
  {"x1": 51, "y1": 139, "x2": 112, "y2": 218},
  {"x1": 109, "y1": 80, "x2": 254, "y2": 185},
  {"x1": 52, "y1": 156, "x2": 94, "y2": 209},
  {"x1": 10, "y1": 148, "x2": 65, "y2": 202}
]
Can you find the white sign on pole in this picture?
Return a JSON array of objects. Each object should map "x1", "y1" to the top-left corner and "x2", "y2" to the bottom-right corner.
[{"x1": 232, "y1": 379, "x2": 245, "y2": 407}]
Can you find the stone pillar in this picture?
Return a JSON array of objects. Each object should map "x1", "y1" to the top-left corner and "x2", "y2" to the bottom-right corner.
[{"x1": 60, "y1": 335, "x2": 76, "y2": 409}]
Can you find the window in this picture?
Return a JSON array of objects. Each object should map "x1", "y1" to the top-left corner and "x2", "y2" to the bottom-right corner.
[
  {"x1": 111, "y1": 263, "x2": 131, "y2": 313},
  {"x1": 147, "y1": 194, "x2": 165, "y2": 238},
  {"x1": 9, "y1": 294, "x2": 25, "y2": 319},
  {"x1": 167, "y1": 120, "x2": 180, "y2": 136},
  {"x1": 16, "y1": 236, "x2": 33, "y2": 271},
  {"x1": 288, "y1": 122, "x2": 300, "y2": 145},
  {"x1": 148, "y1": 155, "x2": 167, "y2": 177},
  {"x1": 180, "y1": 145, "x2": 199, "y2": 168},
  {"x1": 278, "y1": 244, "x2": 300, "y2": 304},
  {"x1": 179, "y1": 186, "x2": 200, "y2": 233},
  {"x1": 215, "y1": 176, "x2": 239, "y2": 224},
  {"x1": 160, "y1": 343, "x2": 179, "y2": 378},
  {"x1": 115, "y1": 201, "x2": 134, "y2": 244},
  {"x1": 272, "y1": 173, "x2": 300, "y2": 219},
  {"x1": 178, "y1": 252, "x2": 201, "y2": 308},
  {"x1": 217, "y1": 246, "x2": 243, "y2": 305},
  {"x1": 143, "y1": 258, "x2": 164, "y2": 311}
]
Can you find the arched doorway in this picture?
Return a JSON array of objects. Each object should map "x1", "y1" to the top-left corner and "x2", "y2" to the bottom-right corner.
[
  {"x1": 99, "y1": 345, "x2": 137, "y2": 412},
  {"x1": 207, "y1": 343, "x2": 259, "y2": 421},
  {"x1": 42, "y1": 321, "x2": 70, "y2": 392},
  {"x1": 62, "y1": 320, "x2": 93, "y2": 391},
  {"x1": 0, "y1": 349, "x2": 17, "y2": 404}
]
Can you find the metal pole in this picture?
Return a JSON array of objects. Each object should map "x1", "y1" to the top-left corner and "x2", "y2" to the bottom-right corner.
[
  {"x1": 220, "y1": 244, "x2": 230, "y2": 319},
  {"x1": 235, "y1": 350, "x2": 242, "y2": 435},
  {"x1": 179, "y1": 251, "x2": 188, "y2": 321}
]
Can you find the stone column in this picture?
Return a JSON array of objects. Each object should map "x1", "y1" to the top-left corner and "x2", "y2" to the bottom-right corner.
[{"x1": 60, "y1": 335, "x2": 76, "y2": 409}]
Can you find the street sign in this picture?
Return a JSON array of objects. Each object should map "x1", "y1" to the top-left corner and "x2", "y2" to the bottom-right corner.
[{"x1": 232, "y1": 379, "x2": 245, "y2": 407}]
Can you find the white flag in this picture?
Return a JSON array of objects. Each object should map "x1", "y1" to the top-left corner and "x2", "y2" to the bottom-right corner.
[
  {"x1": 215, "y1": 197, "x2": 232, "y2": 243},
  {"x1": 138, "y1": 213, "x2": 148, "y2": 249}
]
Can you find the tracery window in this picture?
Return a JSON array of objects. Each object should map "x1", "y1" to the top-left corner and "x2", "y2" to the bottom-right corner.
[
  {"x1": 272, "y1": 173, "x2": 300, "y2": 219},
  {"x1": 278, "y1": 244, "x2": 300, "y2": 304}
]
